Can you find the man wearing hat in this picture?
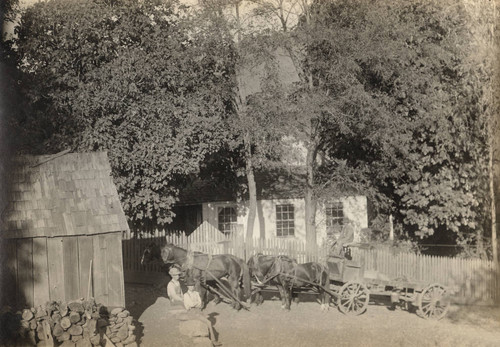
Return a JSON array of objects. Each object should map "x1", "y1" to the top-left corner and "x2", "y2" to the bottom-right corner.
[{"x1": 167, "y1": 266, "x2": 184, "y2": 305}]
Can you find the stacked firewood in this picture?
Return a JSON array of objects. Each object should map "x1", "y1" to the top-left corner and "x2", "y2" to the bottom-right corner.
[
  {"x1": 104, "y1": 307, "x2": 136, "y2": 347},
  {"x1": 16, "y1": 299, "x2": 136, "y2": 347}
]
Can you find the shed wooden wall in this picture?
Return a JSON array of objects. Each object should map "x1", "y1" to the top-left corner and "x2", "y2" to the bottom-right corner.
[{"x1": 1, "y1": 232, "x2": 124, "y2": 309}]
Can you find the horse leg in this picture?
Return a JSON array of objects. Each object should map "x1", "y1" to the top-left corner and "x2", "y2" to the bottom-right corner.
[
  {"x1": 228, "y1": 274, "x2": 242, "y2": 310},
  {"x1": 213, "y1": 293, "x2": 222, "y2": 304},
  {"x1": 320, "y1": 271, "x2": 331, "y2": 312},
  {"x1": 254, "y1": 290, "x2": 264, "y2": 305},
  {"x1": 319, "y1": 289, "x2": 326, "y2": 311},
  {"x1": 193, "y1": 270, "x2": 208, "y2": 309},
  {"x1": 284, "y1": 286, "x2": 292, "y2": 310},
  {"x1": 276, "y1": 285, "x2": 286, "y2": 309},
  {"x1": 278, "y1": 283, "x2": 291, "y2": 310}
]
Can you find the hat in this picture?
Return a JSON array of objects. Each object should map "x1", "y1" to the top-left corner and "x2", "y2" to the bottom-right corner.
[
  {"x1": 169, "y1": 267, "x2": 181, "y2": 276},
  {"x1": 185, "y1": 278, "x2": 196, "y2": 286}
]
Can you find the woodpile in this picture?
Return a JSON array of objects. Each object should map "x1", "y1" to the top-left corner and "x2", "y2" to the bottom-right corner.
[
  {"x1": 104, "y1": 308, "x2": 137, "y2": 347},
  {"x1": 14, "y1": 299, "x2": 137, "y2": 347}
]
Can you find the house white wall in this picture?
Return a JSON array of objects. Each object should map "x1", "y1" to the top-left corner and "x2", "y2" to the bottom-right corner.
[{"x1": 202, "y1": 195, "x2": 368, "y2": 246}]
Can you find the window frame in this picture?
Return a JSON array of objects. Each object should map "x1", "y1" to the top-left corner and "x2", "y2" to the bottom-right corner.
[
  {"x1": 325, "y1": 201, "x2": 344, "y2": 228},
  {"x1": 217, "y1": 206, "x2": 238, "y2": 234},
  {"x1": 275, "y1": 203, "x2": 295, "y2": 237}
]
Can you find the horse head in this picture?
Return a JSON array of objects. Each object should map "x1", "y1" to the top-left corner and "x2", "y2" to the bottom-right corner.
[
  {"x1": 160, "y1": 243, "x2": 186, "y2": 264},
  {"x1": 267, "y1": 255, "x2": 296, "y2": 283},
  {"x1": 247, "y1": 254, "x2": 268, "y2": 280},
  {"x1": 141, "y1": 242, "x2": 160, "y2": 265}
]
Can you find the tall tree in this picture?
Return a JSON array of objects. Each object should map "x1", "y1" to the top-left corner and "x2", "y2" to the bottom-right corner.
[
  {"x1": 461, "y1": 0, "x2": 500, "y2": 261},
  {"x1": 307, "y1": 0, "x2": 494, "y2": 255},
  {"x1": 196, "y1": 0, "x2": 297, "y2": 240},
  {"x1": 12, "y1": 0, "x2": 235, "y2": 228},
  {"x1": 255, "y1": 0, "x2": 495, "y2": 256}
]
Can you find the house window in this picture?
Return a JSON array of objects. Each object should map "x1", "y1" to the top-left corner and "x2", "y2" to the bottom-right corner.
[
  {"x1": 276, "y1": 204, "x2": 295, "y2": 237},
  {"x1": 218, "y1": 206, "x2": 237, "y2": 234},
  {"x1": 326, "y1": 201, "x2": 344, "y2": 228}
]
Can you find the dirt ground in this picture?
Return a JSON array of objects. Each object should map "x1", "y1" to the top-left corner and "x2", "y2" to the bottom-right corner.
[{"x1": 125, "y1": 282, "x2": 500, "y2": 347}]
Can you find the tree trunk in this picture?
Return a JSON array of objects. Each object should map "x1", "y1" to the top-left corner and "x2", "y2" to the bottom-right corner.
[
  {"x1": 489, "y1": 137, "x2": 498, "y2": 263},
  {"x1": 305, "y1": 140, "x2": 317, "y2": 260},
  {"x1": 488, "y1": 0, "x2": 498, "y2": 264},
  {"x1": 245, "y1": 131, "x2": 258, "y2": 241},
  {"x1": 233, "y1": 1, "x2": 257, "y2": 241}
]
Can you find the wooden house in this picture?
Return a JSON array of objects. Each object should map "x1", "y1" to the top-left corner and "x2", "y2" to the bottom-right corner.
[
  {"x1": 170, "y1": 168, "x2": 368, "y2": 244},
  {"x1": 0, "y1": 151, "x2": 129, "y2": 308}
]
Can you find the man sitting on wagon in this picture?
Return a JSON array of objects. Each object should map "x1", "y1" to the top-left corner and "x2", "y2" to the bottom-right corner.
[{"x1": 329, "y1": 218, "x2": 355, "y2": 258}]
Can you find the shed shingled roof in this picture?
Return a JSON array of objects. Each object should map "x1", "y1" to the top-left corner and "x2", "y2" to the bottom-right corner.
[{"x1": 1, "y1": 152, "x2": 129, "y2": 239}]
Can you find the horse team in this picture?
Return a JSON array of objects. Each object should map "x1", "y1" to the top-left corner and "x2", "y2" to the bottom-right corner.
[{"x1": 141, "y1": 243, "x2": 331, "y2": 311}]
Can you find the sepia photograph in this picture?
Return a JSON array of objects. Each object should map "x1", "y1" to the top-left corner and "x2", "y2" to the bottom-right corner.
[{"x1": 1, "y1": 0, "x2": 499, "y2": 346}]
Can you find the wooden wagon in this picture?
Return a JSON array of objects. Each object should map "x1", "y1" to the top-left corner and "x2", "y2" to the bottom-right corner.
[{"x1": 327, "y1": 245, "x2": 451, "y2": 319}]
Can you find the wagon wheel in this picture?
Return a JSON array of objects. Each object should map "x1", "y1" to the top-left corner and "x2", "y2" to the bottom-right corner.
[
  {"x1": 337, "y1": 282, "x2": 370, "y2": 315},
  {"x1": 416, "y1": 283, "x2": 450, "y2": 320}
]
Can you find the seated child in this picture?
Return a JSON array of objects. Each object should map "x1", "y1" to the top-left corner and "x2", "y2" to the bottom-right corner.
[{"x1": 183, "y1": 278, "x2": 221, "y2": 346}]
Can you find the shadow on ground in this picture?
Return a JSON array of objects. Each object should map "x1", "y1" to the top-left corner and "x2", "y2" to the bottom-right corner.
[{"x1": 125, "y1": 282, "x2": 167, "y2": 344}]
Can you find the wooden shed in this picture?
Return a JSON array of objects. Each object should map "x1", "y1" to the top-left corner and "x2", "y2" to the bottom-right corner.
[{"x1": 0, "y1": 151, "x2": 129, "y2": 309}]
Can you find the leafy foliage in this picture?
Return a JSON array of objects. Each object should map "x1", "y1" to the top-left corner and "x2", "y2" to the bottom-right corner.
[
  {"x1": 8, "y1": 0, "x2": 497, "y2": 250},
  {"x1": 308, "y1": 0, "x2": 492, "y2": 243},
  {"x1": 12, "y1": 0, "x2": 236, "y2": 227},
  {"x1": 257, "y1": 0, "x2": 494, "y2": 245}
]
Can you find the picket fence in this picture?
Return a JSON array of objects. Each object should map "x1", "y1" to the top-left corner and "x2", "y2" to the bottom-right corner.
[{"x1": 122, "y1": 225, "x2": 500, "y2": 303}]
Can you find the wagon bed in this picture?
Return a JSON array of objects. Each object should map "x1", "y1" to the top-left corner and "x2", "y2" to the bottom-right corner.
[{"x1": 326, "y1": 249, "x2": 451, "y2": 319}]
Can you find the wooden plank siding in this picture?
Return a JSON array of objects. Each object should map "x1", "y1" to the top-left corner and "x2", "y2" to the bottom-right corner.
[
  {"x1": 3, "y1": 233, "x2": 124, "y2": 309},
  {"x1": 47, "y1": 237, "x2": 65, "y2": 302},
  {"x1": 2, "y1": 239, "x2": 18, "y2": 306},
  {"x1": 63, "y1": 237, "x2": 80, "y2": 302},
  {"x1": 32, "y1": 238, "x2": 50, "y2": 305},
  {"x1": 105, "y1": 233, "x2": 125, "y2": 307},
  {"x1": 77, "y1": 235, "x2": 94, "y2": 299},
  {"x1": 93, "y1": 234, "x2": 109, "y2": 306},
  {"x1": 17, "y1": 239, "x2": 34, "y2": 308}
]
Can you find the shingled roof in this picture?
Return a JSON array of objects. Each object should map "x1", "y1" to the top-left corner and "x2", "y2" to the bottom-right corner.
[
  {"x1": 1, "y1": 152, "x2": 129, "y2": 239},
  {"x1": 177, "y1": 168, "x2": 307, "y2": 206}
]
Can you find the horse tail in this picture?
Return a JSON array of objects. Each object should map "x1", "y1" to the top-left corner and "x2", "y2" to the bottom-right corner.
[{"x1": 241, "y1": 260, "x2": 252, "y2": 300}]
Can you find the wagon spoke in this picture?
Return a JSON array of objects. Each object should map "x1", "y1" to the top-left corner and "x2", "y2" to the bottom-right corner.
[
  {"x1": 417, "y1": 284, "x2": 450, "y2": 320},
  {"x1": 347, "y1": 299, "x2": 355, "y2": 312},
  {"x1": 338, "y1": 282, "x2": 369, "y2": 316},
  {"x1": 422, "y1": 302, "x2": 432, "y2": 311},
  {"x1": 434, "y1": 306, "x2": 444, "y2": 317}
]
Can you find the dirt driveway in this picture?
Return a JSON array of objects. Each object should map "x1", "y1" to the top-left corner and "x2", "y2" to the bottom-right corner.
[{"x1": 125, "y1": 283, "x2": 500, "y2": 347}]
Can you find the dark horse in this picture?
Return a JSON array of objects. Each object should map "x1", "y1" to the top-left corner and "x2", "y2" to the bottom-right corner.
[
  {"x1": 248, "y1": 254, "x2": 331, "y2": 311},
  {"x1": 141, "y1": 243, "x2": 251, "y2": 310},
  {"x1": 247, "y1": 254, "x2": 294, "y2": 309}
]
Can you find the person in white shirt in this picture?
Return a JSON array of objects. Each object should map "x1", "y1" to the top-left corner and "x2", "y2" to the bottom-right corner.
[
  {"x1": 183, "y1": 281, "x2": 203, "y2": 310},
  {"x1": 167, "y1": 266, "x2": 184, "y2": 305},
  {"x1": 183, "y1": 278, "x2": 221, "y2": 346}
]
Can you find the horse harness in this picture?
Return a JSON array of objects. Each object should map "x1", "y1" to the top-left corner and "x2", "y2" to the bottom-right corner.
[
  {"x1": 256, "y1": 255, "x2": 298, "y2": 288},
  {"x1": 270, "y1": 257, "x2": 327, "y2": 292},
  {"x1": 184, "y1": 250, "x2": 214, "y2": 285}
]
